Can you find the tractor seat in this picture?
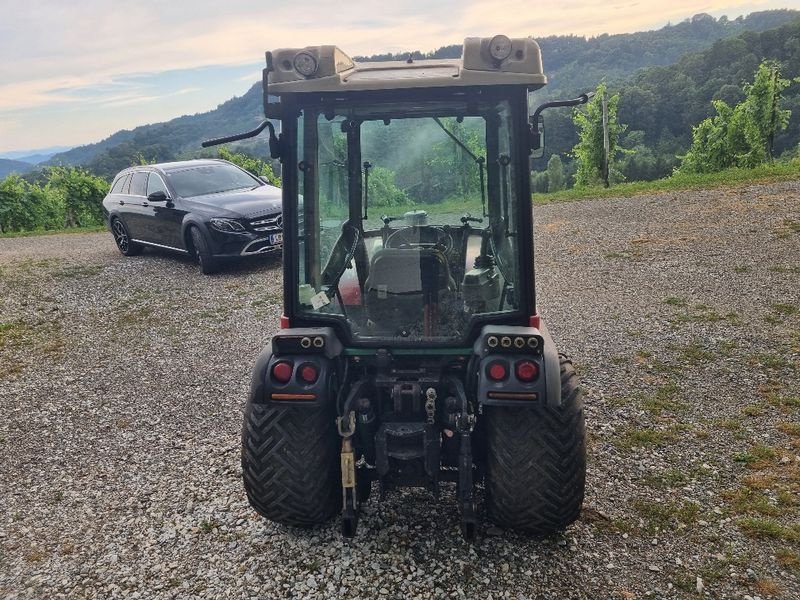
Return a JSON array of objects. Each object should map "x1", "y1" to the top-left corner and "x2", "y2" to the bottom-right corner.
[{"x1": 364, "y1": 248, "x2": 455, "y2": 326}]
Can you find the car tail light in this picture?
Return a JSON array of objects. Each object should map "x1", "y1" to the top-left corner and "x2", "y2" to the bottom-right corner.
[
  {"x1": 272, "y1": 361, "x2": 293, "y2": 383},
  {"x1": 515, "y1": 360, "x2": 539, "y2": 382},
  {"x1": 299, "y1": 363, "x2": 319, "y2": 384},
  {"x1": 487, "y1": 361, "x2": 508, "y2": 381}
]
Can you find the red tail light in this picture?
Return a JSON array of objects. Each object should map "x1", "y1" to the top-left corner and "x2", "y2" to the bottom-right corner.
[
  {"x1": 272, "y1": 361, "x2": 293, "y2": 383},
  {"x1": 299, "y1": 364, "x2": 319, "y2": 384},
  {"x1": 515, "y1": 360, "x2": 539, "y2": 382},
  {"x1": 487, "y1": 361, "x2": 508, "y2": 381}
]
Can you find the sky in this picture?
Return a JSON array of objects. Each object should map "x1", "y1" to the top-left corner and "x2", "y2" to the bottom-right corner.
[{"x1": 0, "y1": 0, "x2": 796, "y2": 155}]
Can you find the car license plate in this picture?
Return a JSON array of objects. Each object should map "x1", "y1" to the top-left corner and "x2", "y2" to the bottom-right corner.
[{"x1": 269, "y1": 233, "x2": 283, "y2": 245}]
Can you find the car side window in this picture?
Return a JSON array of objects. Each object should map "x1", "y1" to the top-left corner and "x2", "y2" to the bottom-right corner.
[
  {"x1": 146, "y1": 173, "x2": 168, "y2": 197},
  {"x1": 110, "y1": 176, "x2": 127, "y2": 193},
  {"x1": 130, "y1": 171, "x2": 148, "y2": 197},
  {"x1": 118, "y1": 174, "x2": 132, "y2": 194}
]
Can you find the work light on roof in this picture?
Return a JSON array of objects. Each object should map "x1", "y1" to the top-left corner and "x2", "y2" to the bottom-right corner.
[
  {"x1": 488, "y1": 35, "x2": 513, "y2": 61},
  {"x1": 293, "y1": 51, "x2": 318, "y2": 77}
]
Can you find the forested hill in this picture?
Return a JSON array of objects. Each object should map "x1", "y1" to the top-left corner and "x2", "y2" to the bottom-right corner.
[
  {"x1": 0, "y1": 159, "x2": 33, "y2": 179},
  {"x1": 356, "y1": 10, "x2": 800, "y2": 95},
  {"x1": 43, "y1": 9, "x2": 800, "y2": 180}
]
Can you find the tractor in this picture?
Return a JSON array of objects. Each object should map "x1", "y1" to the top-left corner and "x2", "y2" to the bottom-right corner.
[{"x1": 204, "y1": 35, "x2": 590, "y2": 539}]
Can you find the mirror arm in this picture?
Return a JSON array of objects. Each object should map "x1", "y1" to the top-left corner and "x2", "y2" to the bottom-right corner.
[{"x1": 201, "y1": 119, "x2": 283, "y2": 160}]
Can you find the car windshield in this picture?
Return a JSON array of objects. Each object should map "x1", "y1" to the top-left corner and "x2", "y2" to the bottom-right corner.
[
  {"x1": 295, "y1": 98, "x2": 521, "y2": 344},
  {"x1": 166, "y1": 163, "x2": 260, "y2": 198}
]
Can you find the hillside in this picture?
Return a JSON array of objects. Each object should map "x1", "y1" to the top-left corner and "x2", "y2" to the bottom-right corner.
[
  {"x1": 0, "y1": 159, "x2": 33, "y2": 179},
  {"x1": 42, "y1": 9, "x2": 799, "y2": 180}
]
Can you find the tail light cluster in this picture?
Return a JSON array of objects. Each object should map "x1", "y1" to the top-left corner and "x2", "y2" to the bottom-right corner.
[
  {"x1": 271, "y1": 360, "x2": 319, "y2": 384},
  {"x1": 485, "y1": 359, "x2": 540, "y2": 382}
]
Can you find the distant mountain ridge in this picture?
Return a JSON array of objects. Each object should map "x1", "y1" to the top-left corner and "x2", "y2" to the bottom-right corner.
[
  {"x1": 42, "y1": 9, "x2": 800, "y2": 180},
  {"x1": 0, "y1": 159, "x2": 34, "y2": 179}
]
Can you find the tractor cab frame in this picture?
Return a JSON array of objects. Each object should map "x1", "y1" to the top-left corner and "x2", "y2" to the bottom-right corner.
[{"x1": 205, "y1": 36, "x2": 588, "y2": 540}]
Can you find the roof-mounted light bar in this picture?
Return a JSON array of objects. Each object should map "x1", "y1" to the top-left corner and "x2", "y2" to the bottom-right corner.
[{"x1": 264, "y1": 36, "x2": 546, "y2": 96}]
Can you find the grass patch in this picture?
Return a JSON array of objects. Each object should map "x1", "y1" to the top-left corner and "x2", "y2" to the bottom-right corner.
[
  {"x1": 664, "y1": 296, "x2": 688, "y2": 307},
  {"x1": 642, "y1": 465, "x2": 711, "y2": 489},
  {"x1": 769, "y1": 265, "x2": 800, "y2": 274},
  {"x1": 723, "y1": 487, "x2": 782, "y2": 517},
  {"x1": 533, "y1": 158, "x2": 800, "y2": 205},
  {"x1": 734, "y1": 445, "x2": 778, "y2": 468},
  {"x1": 53, "y1": 264, "x2": 105, "y2": 279},
  {"x1": 641, "y1": 382, "x2": 686, "y2": 414},
  {"x1": 749, "y1": 352, "x2": 794, "y2": 370},
  {"x1": 614, "y1": 426, "x2": 679, "y2": 450},
  {"x1": 632, "y1": 499, "x2": 701, "y2": 532},
  {"x1": 777, "y1": 422, "x2": 800, "y2": 437},
  {"x1": 738, "y1": 517, "x2": 800, "y2": 542},
  {"x1": 0, "y1": 225, "x2": 105, "y2": 239},
  {"x1": 742, "y1": 404, "x2": 765, "y2": 417},
  {"x1": 677, "y1": 342, "x2": 714, "y2": 365},
  {"x1": 199, "y1": 518, "x2": 219, "y2": 534},
  {"x1": 771, "y1": 303, "x2": 798, "y2": 316},
  {"x1": 776, "y1": 548, "x2": 800, "y2": 574}
]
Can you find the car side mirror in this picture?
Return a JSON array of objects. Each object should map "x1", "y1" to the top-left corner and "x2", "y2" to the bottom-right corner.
[
  {"x1": 147, "y1": 191, "x2": 169, "y2": 202},
  {"x1": 259, "y1": 175, "x2": 271, "y2": 184},
  {"x1": 529, "y1": 115, "x2": 545, "y2": 160}
]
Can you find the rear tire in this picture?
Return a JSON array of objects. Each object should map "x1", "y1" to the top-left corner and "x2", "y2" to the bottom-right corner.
[
  {"x1": 485, "y1": 355, "x2": 586, "y2": 534},
  {"x1": 241, "y1": 401, "x2": 341, "y2": 527},
  {"x1": 189, "y1": 226, "x2": 219, "y2": 275},
  {"x1": 110, "y1": 218, "x2": 142, "y2": 256}
]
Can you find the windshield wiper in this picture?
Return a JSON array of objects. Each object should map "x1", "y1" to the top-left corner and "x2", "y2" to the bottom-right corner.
[{"x1": 432, "y1": 117, "x2": 487, "y2": 218}]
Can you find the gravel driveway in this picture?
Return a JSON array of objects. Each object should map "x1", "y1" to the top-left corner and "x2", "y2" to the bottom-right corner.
[{"x1": 1, "y1": 181, "x2": 798, "y2": 599}]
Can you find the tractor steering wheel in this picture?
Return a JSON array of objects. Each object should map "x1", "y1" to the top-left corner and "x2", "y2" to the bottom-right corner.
[{"x1": 385, "y1": 226, "x2": 453, "y2": 254}]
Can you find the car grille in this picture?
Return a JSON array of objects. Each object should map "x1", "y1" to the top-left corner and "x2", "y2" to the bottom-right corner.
[{"x1": 248, "y1": 213, "x2": 282, "y2": 233}]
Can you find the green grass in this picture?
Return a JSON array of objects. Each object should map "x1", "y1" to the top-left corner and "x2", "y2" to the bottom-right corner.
[
  {"x1": 738, "y1": 517, "x2": 800, "y2": 542},
  {"x1": 0, "y1": 225, "x2": 105, "y2": 239},
  {"x1": 533, "y1": 159, "x2": 800, "y2": 205}
]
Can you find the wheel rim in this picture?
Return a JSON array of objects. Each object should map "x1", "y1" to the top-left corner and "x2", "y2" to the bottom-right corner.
[{"x1": 112, "y1": 220, "x2": 129, "y2": 253}]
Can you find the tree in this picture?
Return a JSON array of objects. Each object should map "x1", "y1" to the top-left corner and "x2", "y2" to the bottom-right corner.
[
  {"x1": 546, "y1": 155, "x2": 565, "y2": 192},
  {"x1": 571, "y1": 83, "x2": 625, "y2": 187},
  {"x1": 680, "y1": 60, "x2": 794, "y2": 173},
  {"x1": 218, "y1": 147, "x2": 281, "y2": 186},
  {"x1": 45, "y1": 167, "x2": 108, "y2": 228}
]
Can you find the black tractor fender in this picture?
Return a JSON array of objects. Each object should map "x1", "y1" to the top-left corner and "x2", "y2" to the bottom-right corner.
[{"x1": 538, "y1": 320, "x2": 563, "y2": 408}]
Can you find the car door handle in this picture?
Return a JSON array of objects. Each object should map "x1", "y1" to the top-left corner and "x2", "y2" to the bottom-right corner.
[
  {"x1": 143, "y1": 202, "x2": 149, "y2": 207},
  {"x1": 119, "y1": 200, "x2": 125, "y2": 205}
]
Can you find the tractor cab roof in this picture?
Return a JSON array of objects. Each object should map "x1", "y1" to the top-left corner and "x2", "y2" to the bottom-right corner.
[{"x1": 265, "y1": 36, "x2": 546, "y2": 96}]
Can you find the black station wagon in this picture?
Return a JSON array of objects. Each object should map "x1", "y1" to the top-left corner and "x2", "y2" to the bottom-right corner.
[{"x1": 102, "y1": 159, "x2": 282, "y2": 274}]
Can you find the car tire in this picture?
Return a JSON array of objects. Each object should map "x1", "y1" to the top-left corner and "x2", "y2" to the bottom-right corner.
[
  {"x1": 189, "y1": 226, "x2": 219, "y2": 275},
  {"x1": 241, "y1": 400, "x2": 341, "y2": 527},
  {"x1": 484, "y1": 355, "x2": 586, "y2": 534},
  {"x1": 110, "y1": 218, "x2": 143, "y2": 256}
]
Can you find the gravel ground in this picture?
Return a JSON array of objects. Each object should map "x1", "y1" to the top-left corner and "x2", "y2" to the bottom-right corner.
[{"x1": 1, "y1": 181, "x2": 798, "y2": 599}]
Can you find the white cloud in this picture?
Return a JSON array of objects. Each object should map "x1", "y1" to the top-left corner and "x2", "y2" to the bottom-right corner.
[{"x1": 0, "y1": 0, "x2": 788, "y2": 151}]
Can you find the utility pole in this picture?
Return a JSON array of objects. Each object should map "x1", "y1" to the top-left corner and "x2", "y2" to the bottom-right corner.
[
  {"x1": 767, "y1": 66, "x2": 779, "y2": 161},
  {"x1": 601, "y1": 91, "x2": 610, "y2": 188}
]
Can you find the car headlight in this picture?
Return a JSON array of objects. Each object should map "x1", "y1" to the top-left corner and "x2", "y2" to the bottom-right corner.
[{"x1": 209, "y1": 218, "x2": 246, "y2": 233}]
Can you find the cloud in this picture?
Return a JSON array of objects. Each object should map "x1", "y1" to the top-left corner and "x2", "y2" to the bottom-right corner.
[{"x1": 0, "y1": 0, "x2": 787, "y2": 151}]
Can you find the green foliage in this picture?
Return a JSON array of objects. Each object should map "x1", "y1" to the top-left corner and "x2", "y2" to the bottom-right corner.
[
  {"x1": 217, "y1": 147, "x2": 281, "y2": 186},
  {"x1": 572, "y1": 83, "x2": 625, "y2": 187},
  {"x1": 367, "y1": 166, "x2": 410, "y2": 207},
  {"x1": 680, "y1": 61, "x2": 795, "y2": 173},
  {"x1": 45, "y1": 167, "x2": 109, "y2": 227},
  {"x1": 0, "y1": 168, "x2": 107, "y2": 234},
  {"x1": 533, "y1": 156, "x2": 800, "y2": 205},
  {"x1": 546, "y1": 155, "x2": 565, "y2": 192}
]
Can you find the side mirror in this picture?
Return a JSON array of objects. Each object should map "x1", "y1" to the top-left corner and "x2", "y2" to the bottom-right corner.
[
  {"x1": 529, "y1": 115, "x2": 545, "y2": 160},
  {"x1": 147, "y1": 190, "x2": 169, "y2": 202},
  {"x1": 259, "y1": 175, "x2": 271, "y2": 184}
]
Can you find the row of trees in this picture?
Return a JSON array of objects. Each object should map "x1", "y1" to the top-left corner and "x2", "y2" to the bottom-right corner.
[
  {"x1": 536, "y1": 59, "x2": 797, "y2": 193},
  {"x1": 0, "y1": 168, "x2": 108, "y2": 234}
]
